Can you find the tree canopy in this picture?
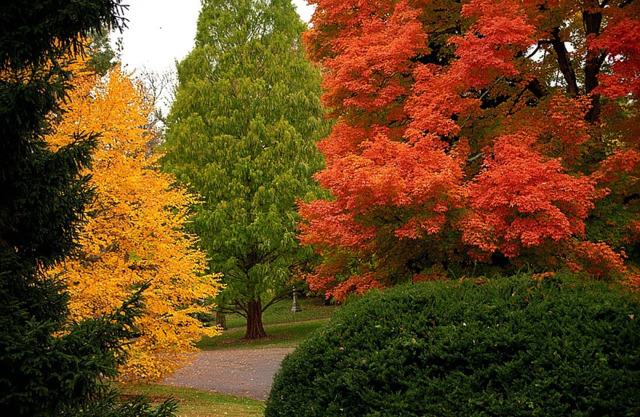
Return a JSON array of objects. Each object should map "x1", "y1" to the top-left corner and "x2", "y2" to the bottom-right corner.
[
  {"x1": 162, "y1": 0, "x2": 328, "y2": 338},
  {"x1": 47, "y1": 61, "x2": 222, "y2": 382},
  {"x1": 300, "y1": 0, "x2": 640, "y2": 300}
]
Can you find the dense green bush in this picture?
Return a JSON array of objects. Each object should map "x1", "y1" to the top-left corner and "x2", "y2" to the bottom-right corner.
[{"x1": 266, "y1": 273, "x2": 640, "y2": 416}]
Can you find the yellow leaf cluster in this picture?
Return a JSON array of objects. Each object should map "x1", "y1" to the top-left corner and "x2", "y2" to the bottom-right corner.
[{"x1": 48, "y1": 59, "x2": 221, "y2": 382}]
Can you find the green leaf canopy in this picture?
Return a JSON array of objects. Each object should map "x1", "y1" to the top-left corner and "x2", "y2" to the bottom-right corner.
[{"x1": 162, "y1": 0, "x2": 328, "y2": 330}]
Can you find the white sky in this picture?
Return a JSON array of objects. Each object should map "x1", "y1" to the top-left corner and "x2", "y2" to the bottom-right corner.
[{"x1": 111, "y1": 0, "x2": 314, "y2": 75}]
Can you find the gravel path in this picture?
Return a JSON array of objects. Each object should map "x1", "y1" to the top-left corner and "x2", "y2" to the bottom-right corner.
[{"x1": 161, "y1": 348, "x2": 295, "y2": 400}]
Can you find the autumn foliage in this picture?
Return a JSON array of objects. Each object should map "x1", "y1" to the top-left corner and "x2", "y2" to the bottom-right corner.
[
  {"x1": 47, "y1": 60, "x2": 221, "y2": 381},
  {"x1": 300, "y1": 0, "x2": 640, "y2": 300}
]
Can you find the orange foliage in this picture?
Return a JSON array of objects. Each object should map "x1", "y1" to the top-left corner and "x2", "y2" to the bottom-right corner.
[
  {"x1": 566, "y1": 241, "x2": 627, "y2": 280},
  {"x1": 590, "y1": 14, "x2": 640, "y2": 98},
  {"x1": 463, "y1": 130, "x2": 596, "y2": 257},
  {"x1": 301, "y1": 0, "x2": 640, "y2": 300},
  {"x1": 48, "y1": 60, "x2": 221, "y2": 381}
]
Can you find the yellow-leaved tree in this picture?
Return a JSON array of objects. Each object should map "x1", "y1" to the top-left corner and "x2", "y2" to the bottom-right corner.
[{"x1": 47, "y1": 60, "x2": 221, "y2": 382}]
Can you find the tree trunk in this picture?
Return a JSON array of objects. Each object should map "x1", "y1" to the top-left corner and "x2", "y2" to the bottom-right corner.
[
  {"x1": 583, "y1": 4, "x2": 604, "y2": 124},
  {"x1": 244, "y1": 298, "x2": 267, "y2": 339},
  {"x1": 550, "y1": 27, "x2": 579, "y2": 98},
  {"x1": 216, "y1": 310, "x2": 227, "y2": 330}
]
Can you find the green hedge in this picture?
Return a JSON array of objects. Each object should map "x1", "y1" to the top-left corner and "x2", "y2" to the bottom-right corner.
[{"x1": 265, "y1": 274, "x2": 640, "y2": 416}]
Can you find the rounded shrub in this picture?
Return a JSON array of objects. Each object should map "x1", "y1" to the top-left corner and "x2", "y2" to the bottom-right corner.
[{"x1": 265, "y1": 273, "x2": 640, "y2": 416}]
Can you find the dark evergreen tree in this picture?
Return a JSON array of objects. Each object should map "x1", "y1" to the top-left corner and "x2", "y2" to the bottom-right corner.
[
  {"x1": 162, "y1": 0, "x2": 329, "y2": 339},
  {"x1": 0, "y1": 1, "x2": 175, "y2": 415}
]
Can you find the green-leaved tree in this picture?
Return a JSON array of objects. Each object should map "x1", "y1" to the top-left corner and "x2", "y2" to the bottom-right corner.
[{"x1": 162, "y1": 0, "x2": 328, "y2": 339}]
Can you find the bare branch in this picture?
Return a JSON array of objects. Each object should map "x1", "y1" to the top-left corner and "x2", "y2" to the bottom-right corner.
[
  {"x1": 467, "y1": 152, "x2": 484, "y2": 163},
  {"x1": 262, "y1": 288, "x2": 295, "y2": 312}
]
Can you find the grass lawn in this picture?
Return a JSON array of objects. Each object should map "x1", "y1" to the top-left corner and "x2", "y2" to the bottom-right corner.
[
  {"x1": 197, "y1": 318, "x2": 330, "y2": 350},
  {"x1": 119, "y1": 383, "x2": 265, "y2": 417},
  {"x1": 195, "y1": 297, "x2": 337, "y2": 350}
]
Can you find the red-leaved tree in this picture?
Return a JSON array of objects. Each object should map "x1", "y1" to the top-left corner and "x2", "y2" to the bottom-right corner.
[{"x1": 300, "y1": 0, "x2": 640, "y2": 300}]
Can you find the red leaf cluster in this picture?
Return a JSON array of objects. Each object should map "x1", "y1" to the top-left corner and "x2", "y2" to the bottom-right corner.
[{"x1": 302, "y1": 0, "x2": 640, "y2": 300}]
